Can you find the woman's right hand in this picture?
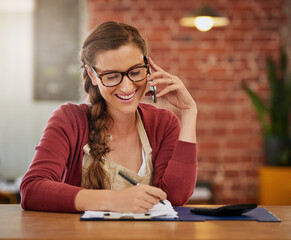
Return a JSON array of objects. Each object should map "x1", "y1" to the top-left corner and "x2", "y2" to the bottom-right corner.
[{"x1": 111, "y1": 184, "x2": 167, "y2": 213}]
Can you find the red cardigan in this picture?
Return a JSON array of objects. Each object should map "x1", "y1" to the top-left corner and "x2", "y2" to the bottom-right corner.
[{"x1": 20, "y1": 102, "x2": 197, "y2": 212}]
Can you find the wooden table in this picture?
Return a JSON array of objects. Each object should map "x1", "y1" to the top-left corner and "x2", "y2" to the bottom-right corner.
[{"x1": 0, "y1": 204, "x2": 291, "y2": 240}]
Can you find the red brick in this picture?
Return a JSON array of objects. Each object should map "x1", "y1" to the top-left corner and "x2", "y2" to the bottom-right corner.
[{"x1": 87, "y1": 0, "x2": 287, "y2": 205}]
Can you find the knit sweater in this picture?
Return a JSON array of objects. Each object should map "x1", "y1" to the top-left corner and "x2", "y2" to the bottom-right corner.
[{"x1": 20, "y1": 102, "x2": 197, "y2": 212}]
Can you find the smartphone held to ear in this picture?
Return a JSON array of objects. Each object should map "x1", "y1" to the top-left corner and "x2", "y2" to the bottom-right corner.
[
  {"x1": 150, "y1": 85, "x2": 157, "y2": 103},
  {"x1": 145, "y1": 56, "x2": 157, "y2": 104},
  {"x1": 147, "y1": 64, "x2": 157, "y2": 103}
]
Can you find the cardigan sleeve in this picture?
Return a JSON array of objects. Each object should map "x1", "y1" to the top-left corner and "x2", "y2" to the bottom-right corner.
[
  {"x1": 156, "y1": 140, "x2": 197, "y2": 205},
  {"x1": 139, "y1": 104, "x2": 197, "y2": 206},
  {"x1": 20, "y1": 103, "x2": 87, "y2": 212}
]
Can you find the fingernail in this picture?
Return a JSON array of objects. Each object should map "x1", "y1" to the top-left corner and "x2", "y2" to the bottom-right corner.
[{"x1": 149, "y1": 80, "x2": 155, "y2": 85}]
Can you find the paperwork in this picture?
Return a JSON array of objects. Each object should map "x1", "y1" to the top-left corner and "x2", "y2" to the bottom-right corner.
[{"x1": 81, "y1": 200, "x2": 178, "y2": 220}]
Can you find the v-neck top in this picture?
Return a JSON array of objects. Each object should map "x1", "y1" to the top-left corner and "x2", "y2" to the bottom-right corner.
[{"x1": 81, "y1": 112, "x2": 153, "y2": 190}]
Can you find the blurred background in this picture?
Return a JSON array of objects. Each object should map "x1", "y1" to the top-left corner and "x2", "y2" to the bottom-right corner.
[{"x1": 0, "y1": 0, "x2": 290, "y2": 205}]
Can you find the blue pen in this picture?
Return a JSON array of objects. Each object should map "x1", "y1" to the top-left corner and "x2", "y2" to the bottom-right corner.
[{"x1": 118, "y1": 170, "x2": 165, "y2": 205}]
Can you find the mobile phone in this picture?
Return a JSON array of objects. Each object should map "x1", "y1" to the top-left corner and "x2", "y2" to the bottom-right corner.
[
  {"x1": 149, "y1": 77, "x2": 157, "y2": 104},
  {"x1": 190, "y1": 204, "x2": 257, "y2": 217},
  {"x1": 145, "y1": 57, "x2": 157, "y2": 103},
  {"x1": 150, "y1": 85, "x2": 157, "y2": 103}
]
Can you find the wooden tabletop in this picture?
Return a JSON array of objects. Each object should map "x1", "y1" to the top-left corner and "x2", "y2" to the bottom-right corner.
[{"x1": 0, "y1": 204, "x2": 291, "y2": 240}]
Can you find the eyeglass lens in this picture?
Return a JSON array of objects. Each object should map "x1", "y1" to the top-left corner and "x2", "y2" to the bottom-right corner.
[{"x1": 102, "y1": 66, "x2": 148, "y2": 87}]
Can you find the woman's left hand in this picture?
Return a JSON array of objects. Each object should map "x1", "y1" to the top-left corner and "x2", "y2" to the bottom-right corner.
[{"x1": 147, "y1": 57, "x2": 196, "y2": 112}]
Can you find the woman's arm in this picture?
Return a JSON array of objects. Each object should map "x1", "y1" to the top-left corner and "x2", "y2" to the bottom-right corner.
[
  {"x1": 20, "y1": 103, "x2": 87, "y2": 212},
  {"x1": 75, "y1": 184, "x2": 166, "y2": 213},
  {"x1": 146, "y1": 58, "x2": 198, "y2": 205},
  {"x1": 147, "y1": 57, "x2": 197, "y2": 144},
  {"x1": 151, "y1": 113, "x2": 197, "y2": 206}
]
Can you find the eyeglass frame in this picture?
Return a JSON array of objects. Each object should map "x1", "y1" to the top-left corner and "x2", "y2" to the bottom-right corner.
[{"x1": 90, "y1": 57, "x2": 150, "y2": 87}]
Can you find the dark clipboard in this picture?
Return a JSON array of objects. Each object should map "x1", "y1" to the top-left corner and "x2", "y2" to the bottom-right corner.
[
  {"x1": 80, "y1": 206, "x2": 280, "y2": 222},
  {"x1": 177, "y1": 206, "x2": 281, "y2": 222}
]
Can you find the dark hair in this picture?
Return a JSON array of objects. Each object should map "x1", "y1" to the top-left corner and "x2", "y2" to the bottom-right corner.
[{"x1": 81, "y1": 21, "x2": 147, "y2": 189}]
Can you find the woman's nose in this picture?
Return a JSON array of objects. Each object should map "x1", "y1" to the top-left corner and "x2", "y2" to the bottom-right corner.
[{"x1": 119, "y1": 75, "x2": 134, "y2": 92}]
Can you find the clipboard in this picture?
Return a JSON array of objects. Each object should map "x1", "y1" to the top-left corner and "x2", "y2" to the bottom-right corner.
[
  {"x1": 100, "y1": 212, "x2": 152, "y2": 220},
  {"x1": 176, "y1": 206, "x2": 281, "y2": 222},
  {"x1": 80, "y1": 206, "x2": 281, "y2": 222},
  {"x1": 80, "y1": 211, "x2": 179, "y2": 221}
]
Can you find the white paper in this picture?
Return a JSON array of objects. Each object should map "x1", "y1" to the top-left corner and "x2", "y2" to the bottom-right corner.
[{"x1": 81, "y1": 200, "x2": 178, "y2": 220}]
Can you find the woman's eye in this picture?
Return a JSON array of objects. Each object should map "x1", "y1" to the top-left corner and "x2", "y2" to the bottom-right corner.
[
  {"x1": 106, "y1": 73, "x2": 120, "y2": 80},
  {"x1": 130, "y1": 69, "x2": 141, "y2": 76}
]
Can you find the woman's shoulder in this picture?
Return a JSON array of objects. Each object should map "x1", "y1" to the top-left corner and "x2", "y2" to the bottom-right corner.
[
  {"x1": 50, "y1": 102, "x2": 89, "y2": 126},
  {"x1": 54, "y1": 102, "x2": 89, "y2": 115},
  {"x1": 138, "y1": 103, "x2": 180, "y2": 147},
  {"x1": 138, "y1": 103, "x2": 177, "y2": 120},
  {"x1": 59, "y1": 102, "x2": 89, "y2": 113},
  {"x1": 138, "y1": 103, "x2": 179, "y2": 129}
]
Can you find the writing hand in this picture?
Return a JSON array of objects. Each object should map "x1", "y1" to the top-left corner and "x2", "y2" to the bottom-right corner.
[{"x1": 112, "y1": 184, "x2": 167, "y2": 213}]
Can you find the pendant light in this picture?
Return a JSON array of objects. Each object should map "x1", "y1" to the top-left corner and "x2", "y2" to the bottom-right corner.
[{"x1": 180, "y1": 3, "x2": 229, "y2": 32}]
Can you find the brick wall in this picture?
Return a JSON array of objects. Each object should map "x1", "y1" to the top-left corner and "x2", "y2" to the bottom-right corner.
[{"x1": 86, "y1": 0, "x2": 289, "y2": 204}]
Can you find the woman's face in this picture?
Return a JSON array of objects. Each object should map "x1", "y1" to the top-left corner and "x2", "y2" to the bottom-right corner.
[{"x1": 89, "y1": 44, "x2": 147, "y2": 117}]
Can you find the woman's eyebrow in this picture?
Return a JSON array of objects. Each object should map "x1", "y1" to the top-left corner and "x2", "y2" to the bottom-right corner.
[{"x1": 97, "y1": 62, "x2": 144, "y2": 74}]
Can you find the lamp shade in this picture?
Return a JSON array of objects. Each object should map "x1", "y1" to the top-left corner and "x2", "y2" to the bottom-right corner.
[{"x1": 180, "y1": 4, "x2": 229, "y2": 31}]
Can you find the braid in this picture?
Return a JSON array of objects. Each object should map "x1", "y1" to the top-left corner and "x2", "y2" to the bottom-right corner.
[{"x1": 82, "y1": 67, "x2": 112, "y2": 189}]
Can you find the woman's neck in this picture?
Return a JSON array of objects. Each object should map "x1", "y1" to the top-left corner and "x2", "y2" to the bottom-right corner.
[{"x1": 108, "y1": 111, "x2": 137, "y2": 138}]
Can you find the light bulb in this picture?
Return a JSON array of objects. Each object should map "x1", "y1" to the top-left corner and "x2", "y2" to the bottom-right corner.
[{"x1": 194, "y1": 17, "x2": 213, "y2": 31}]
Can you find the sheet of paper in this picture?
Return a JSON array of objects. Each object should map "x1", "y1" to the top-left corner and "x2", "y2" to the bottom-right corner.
[
  {"x1": 147, "y1": 200, "x2": 178, "y2": 218},
  {"x1": 81, "y1": 200, "x2": 178, "y2": 220}
]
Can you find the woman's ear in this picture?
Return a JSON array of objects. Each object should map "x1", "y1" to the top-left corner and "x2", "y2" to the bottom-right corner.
[{"x1": 85, "y1": 65, "x2": 98, "y2": 86}]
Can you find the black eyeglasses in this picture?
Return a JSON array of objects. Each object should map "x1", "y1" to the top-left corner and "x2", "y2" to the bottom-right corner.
[{"x1": 91, "y1": 63, "x2": 150, "y2": 87}]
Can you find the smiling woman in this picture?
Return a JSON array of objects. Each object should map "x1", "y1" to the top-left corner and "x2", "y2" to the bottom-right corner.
[
  {"x1": 86, "y1": 44, "x2": 148, "y2": 116},
  {"x1": 20, "y1": 21, "x2": 198, "y2": 213}
]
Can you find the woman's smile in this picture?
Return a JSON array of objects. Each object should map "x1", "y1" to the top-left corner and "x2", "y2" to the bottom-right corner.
[{"x1": 115, "y1": 90, "x2": 137, "y2": 102}]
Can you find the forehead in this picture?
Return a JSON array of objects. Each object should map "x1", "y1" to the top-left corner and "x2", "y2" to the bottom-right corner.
[{"x1": 94, "y1": 44, "x2": 144, "y2": 71}]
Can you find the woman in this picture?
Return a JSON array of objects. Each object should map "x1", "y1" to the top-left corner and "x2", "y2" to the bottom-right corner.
[{"x1": 20, "y1": 21, "x2": 198, "y2": 213}]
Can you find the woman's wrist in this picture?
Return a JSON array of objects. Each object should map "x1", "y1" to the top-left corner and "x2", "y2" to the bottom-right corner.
[
  {"x1": 178, "y1": 105, "x2": 197, "y2": 143},
  {"x1": 180, "y1": 105, "x2": 197, "y2": 118},
  {"x1": 75, "y1": 189, "x2": 115, "y2": 212}
]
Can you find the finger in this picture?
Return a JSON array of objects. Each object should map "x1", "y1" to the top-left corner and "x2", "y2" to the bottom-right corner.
[
  {"x1": 156, "y1": 84, "x2": 179, "y2": 97},
  {"x1": 143, "y1": 193, "x2": 161, "y2": 205},
  {"x1": 143, "y1": 185, "x2": 167, "y2": 201},
  {"x1": 148, "y1": 57, "x2": 164, "y2": 72},
  {"x1": 131, "y1": 204, "x2": 150, "y2": 213},
  {"x1": 148, "y1": 76, "x2": 176, "y2": 86},
  {"x1": 132, "y1": 198, "x2": 154, "y2": 213},
  {"x1": 147, "y1": 71, "x2": 173, "y2": 81},
  {"x1": 129, "y1": 195, "x2": 151, "y2": 213},
  {"x1": 141, "y1": 199, "x2": 156, "y2": 210}
]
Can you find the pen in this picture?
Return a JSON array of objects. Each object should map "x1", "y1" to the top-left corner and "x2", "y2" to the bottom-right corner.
[{"x1": 118, "y1": 170, "x2": 166, "y2": 205}]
